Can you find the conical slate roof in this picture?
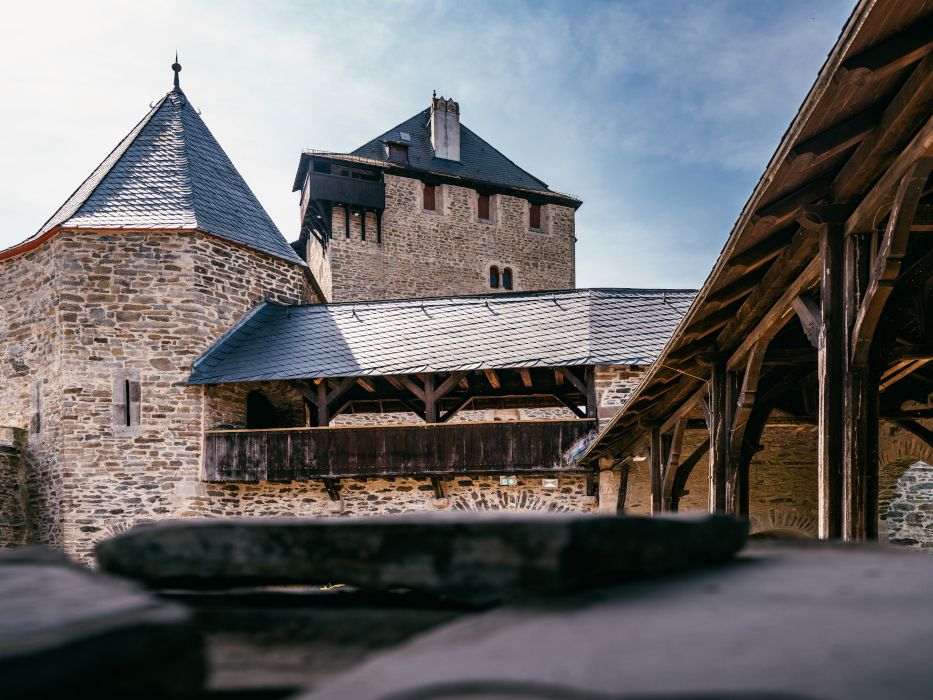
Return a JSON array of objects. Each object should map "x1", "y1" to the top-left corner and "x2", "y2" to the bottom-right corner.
[{"x1": 35, "y1": 86, "x2": 303, "y2": 265}]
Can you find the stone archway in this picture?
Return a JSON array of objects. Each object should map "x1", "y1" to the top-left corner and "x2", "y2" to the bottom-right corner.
[
  {"x1": 448, "y1": 488, "x2": 579, "y2": 513},
  {"x1": 748, "y1": 509, "x2": 817, "y2": 538}
]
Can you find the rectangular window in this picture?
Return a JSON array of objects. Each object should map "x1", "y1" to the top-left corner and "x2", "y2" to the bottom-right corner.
[
  {"x1": 529, "y1": 203, "x2": 542, "y2": 230},
  {"x1": 478, "y1": 193, "x2": 490, "y2": 221},
  {"x1": 423, "y1": 184, "x2": 436, "y2": 211},
  {"x1": 113, "y1": 376, "x2": 141, "y2": 428},
  {"x1": 389, "y1": 144, "x2": 408, "y2": 164}
]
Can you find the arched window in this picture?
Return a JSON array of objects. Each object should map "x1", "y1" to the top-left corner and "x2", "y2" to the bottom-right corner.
[
  {"x1": 246, "y1": 390, "x2": 282, "y2": 429},
  {"x1": 489, "y1": 265, "x2": 500, "y2": 289},
  {"x1": 502, "y1": 267, "x2": 513, "y2": 290}
]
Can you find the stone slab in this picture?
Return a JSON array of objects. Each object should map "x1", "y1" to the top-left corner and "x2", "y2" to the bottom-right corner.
[
  {"x1": 170, "y1": 589, "x2": 467, "y2": 692},
  {"x1": 96, "y1": 512, "x2": 747, "y2": 604},
  {"x1": 291, "y1": 541, "x2": 933, "y2": 700},
  {"x1": 0, "y1": 547, "x2": 206, "y2": 698}
]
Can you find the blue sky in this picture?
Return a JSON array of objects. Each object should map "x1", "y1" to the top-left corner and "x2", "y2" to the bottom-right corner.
[{"x1": 1, "y1": 0, "x2": 854, "y2": 288}]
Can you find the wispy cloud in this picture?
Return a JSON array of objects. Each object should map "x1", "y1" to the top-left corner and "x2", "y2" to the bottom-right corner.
[{"x1": 0, "y1": 0, "x2": 853, "y2": 288}]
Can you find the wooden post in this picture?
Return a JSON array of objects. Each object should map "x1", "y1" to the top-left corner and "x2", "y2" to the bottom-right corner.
[
  {"x1": 843, "y1": 232, "x2": 879, "y2": 541},
  {"x1": 818, "y1": 222, "x2": 845, "y2": 539},
  {"x1": 423, "y1": 374, "x2": 437, "y2": 423},
  {"x1": 316, "y1": 380, "x2": 329, "y2": 426},
  {"x1": 648, "y1": 423, "x2": 663, "y2": 516},
  {"x1": 705, "y1": 356, "x2": 730, "y2": 513},
  {"x1": 586, "y1": 366, "x2": 598, "y2": 425}
]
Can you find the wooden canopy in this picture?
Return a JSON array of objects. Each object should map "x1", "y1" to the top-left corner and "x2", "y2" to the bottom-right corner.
[{"x1": 582, "y1": 0, "x2": 933, "y2": 541}]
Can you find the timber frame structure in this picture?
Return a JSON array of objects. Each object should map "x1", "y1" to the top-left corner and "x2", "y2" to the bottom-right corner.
[{"x1": 582, "y1": 0, "x2": 933, "y2": 541}]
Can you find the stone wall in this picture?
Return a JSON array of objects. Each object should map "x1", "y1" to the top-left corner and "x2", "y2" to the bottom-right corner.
[
  {"x1": 0, "y1": 230, "x2": 316, "y2": 561},
  {"x1": 0, "y1": 238, "x2": 66, "y2": 546},
  {"x1": 184, "y1": 475, "x2": 595, "y2": 520},
  {"x1": 0, "y1": 427, "x2": 29, "y2": 547},
  {"x1": 327, "y1": 175, "x2": 576, "y2": 302},
  {"x1": 623, "y1": 424, "x2": 819, "y2": 537},
  {"x1": 886, "y1": 461, "x2": 933, "y2": 549}
]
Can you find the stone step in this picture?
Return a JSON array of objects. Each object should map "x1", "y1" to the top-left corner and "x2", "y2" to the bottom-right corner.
[
  {"x1": 0, "y1": 547, "x2": 206, "y2": 699},
  {"x1": 96, "y1": 512, "x2": 747, "y2": 605}
]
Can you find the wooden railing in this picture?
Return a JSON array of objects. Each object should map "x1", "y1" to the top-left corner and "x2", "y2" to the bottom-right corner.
[{"x1": 203, "y1": 419, "x2": 596, "y2": 482}]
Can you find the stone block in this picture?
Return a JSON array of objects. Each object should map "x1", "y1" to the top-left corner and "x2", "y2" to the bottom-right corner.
[{"x1": 96, "y1": 512, "x2": 747, "y2": 604}]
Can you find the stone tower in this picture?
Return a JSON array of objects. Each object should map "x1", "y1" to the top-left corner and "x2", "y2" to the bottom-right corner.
[
  {"x1": 292, "y1": 94, "x2": 582, "y2": 302},
  {"x1": 0, "y1": 64, "x2": 317, "y2": 560}
]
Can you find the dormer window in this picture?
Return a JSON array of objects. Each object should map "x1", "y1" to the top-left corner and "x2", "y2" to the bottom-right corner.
[
  {"x1": 529, "y1": 203, "x2": 542, "y2": 230},
  {"x1": 388, "y1": 144, "x2": 409, "y2": 165}
]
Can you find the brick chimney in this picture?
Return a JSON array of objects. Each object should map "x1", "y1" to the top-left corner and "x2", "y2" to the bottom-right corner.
[{"x1": 430, "y1": 93, "x2": 460, "y2": 161}]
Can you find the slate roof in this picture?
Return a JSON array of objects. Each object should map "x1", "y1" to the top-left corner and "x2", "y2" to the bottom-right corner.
[
  {"x1": 189, "y1": 288, "x2": 695, "y2": 384},
  {"x1": 22, "y1": 87, "x2": 303, "y2": 265},
  {"x1": 349, "y1": 109, "x2": 551, "y2": 194}
]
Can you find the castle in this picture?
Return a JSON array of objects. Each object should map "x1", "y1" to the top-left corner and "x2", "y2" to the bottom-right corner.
[{"x1": 0, "y1": 64, "x2": 689, "y2": 561}]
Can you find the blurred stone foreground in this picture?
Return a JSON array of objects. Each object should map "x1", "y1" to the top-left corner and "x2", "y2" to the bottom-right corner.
[{"x1": 2, "y1": 512, "x2": 933, "y2": 699}]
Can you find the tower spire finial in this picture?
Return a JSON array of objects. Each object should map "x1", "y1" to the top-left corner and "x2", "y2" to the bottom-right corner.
[{"x1": 172, "y1": 52, "x2": 182, "y2": 91}]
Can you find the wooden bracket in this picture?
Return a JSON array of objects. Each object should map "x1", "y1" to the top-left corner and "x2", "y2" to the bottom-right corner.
[
  {"x1": 792, "y1": 295, "x2": 822, "y2": 348},
  {"x1": 323, "y1": 478, "x2": 341, "y2": 502},
  {"x1": 851, "y1": 158, "x2": 933, "y2": 367},
  {"x1": 430, "y1": 476, "x2": 445, "y2": 499}
]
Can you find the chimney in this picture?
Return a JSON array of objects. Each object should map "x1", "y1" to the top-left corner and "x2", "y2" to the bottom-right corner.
[{"x1": 430, "y1": 93, "x2": 460, "y2": 161}]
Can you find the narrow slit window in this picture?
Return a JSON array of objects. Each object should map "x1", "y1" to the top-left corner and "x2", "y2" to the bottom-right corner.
[
  {"x1": 32, "y1": 381, "x2": 41, "y2": 434},
  {"x1": 529, "y1": 203, "x2": 541, "y2": 229},
  {"x1": 478, "y1": 193, "x2": 490, "y2": 220},
  {"x1": 502, "y1": 267, "x2": 513, "y2": 290},
  {"x1": 423, "y1": 184, "x2": 436, "y2": 211},
  {"x1": 489, "y1": 265, "x2": 500, "y2": 289},
  {"x1": 113, "y1": 377, "x2": 141, "y2": 428}
]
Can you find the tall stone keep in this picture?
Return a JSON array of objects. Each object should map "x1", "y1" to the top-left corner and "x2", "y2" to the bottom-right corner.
[
  {"x1": 0, "y1": 63, "x2": 317, "y2": 560},
  {"x1": 293, "y1": 93, "x2": 582, "y2": 302}
]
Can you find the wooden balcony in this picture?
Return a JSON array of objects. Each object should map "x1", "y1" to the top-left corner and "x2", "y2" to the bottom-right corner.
[
  {"x1": 204, "y1": 419, "x2": 596, "y2": 483},
  {"x1": 304, "y1": 171, "x2": 385, "y2": 210}
]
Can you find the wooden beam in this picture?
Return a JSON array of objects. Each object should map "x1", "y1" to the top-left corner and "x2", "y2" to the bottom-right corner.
[
  {"x1": 750, "y1": 176, "x2": 833, "y2": 230},
  {"x1": 894, "y1": 419, "x2": 933, "y2": 451},
  {"x1": 394, "y1": 375, "x2": 426, "y2": 402},
  {"x1": 554, "y1": 369, "x2": 564, "y2": 386},
  {"x1": 727, "y1": 257, "x2": 821, "y2": 371},
  {"x1": 817, "y1": 221, "x2": 845, "y2": 539},
  {"x1": 880, "y1": 360, "x2": 931, "y2": 392},
  {"x1": 430, "y1": 476, "x2": 445, "y2": 499},
  {"x1": 721, "y1": 231, "x2": 820, "y2": 368},
  {"x1": 356, "y1": 378, "x2": 376, "y2": 393},
  {"x1": 851, "y1": 158, "x2": 933, "y2": 366},
  {"x1": 316, "y1": 381, "x2": 329, "y2": 426},
  {"x1": 836, "y1": 54, "x2": 933, "y2": 209},
  {"x1": 681, "y1": 304, "x2": 742, "y2": 343},
  {"x1": 792, "y1": 295, "x2": 822, "y2": 349},
  {"x1": 706, "y1": 273, "x2": 762, "y2": 310},
  {"x1": 728, "y1": 228, "x2": 795, "y2": 273},
  {"x1": 553, "y1": 393, "x2": 586, "y2": 419},
  {"x1": 707, "y1": 359, "x2": 731, "y2": 513},
  {"x1": 670, "y1": 439, "x2": 710, "y2": 512},
  {"x1": 838, "y1": 17, "x2": 933, "y2": 85},
  {"x1": 648, "y1": 423, "x2": 663, "y2": 515},
  {"x1": 729, "y1": 341, "x2": 767, "y2": 468},
  {"x1": 432, "y1": 371, "x2": 469, "y2": 403},
  {"x1": 483, "y1": 369, "x2": 501, "y2": 390},
  {"x1": 519, "y1": 368, "x2": 533, "y2": 388},
  {"x1": 423, "y1": 374, "x2": 437, "y2": 423},
  {"x1": 789, "y1": 106, "x2": 882, "y2": 169},
  {"x1": 558, "y1": 367, "x2": 588, "y2": 395},
  {"x1": 659, "y1": 383, "x2": 708, "y2": 435},
  {"x1": 326, "y1": 377, "x2": 357, "y2": 407},
  {"x1": 323, "y1": 478, "x2": 341, "y2": 502},
  {"x1": 439, "y1": 396, "x2": 472, "y2": 423}
]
